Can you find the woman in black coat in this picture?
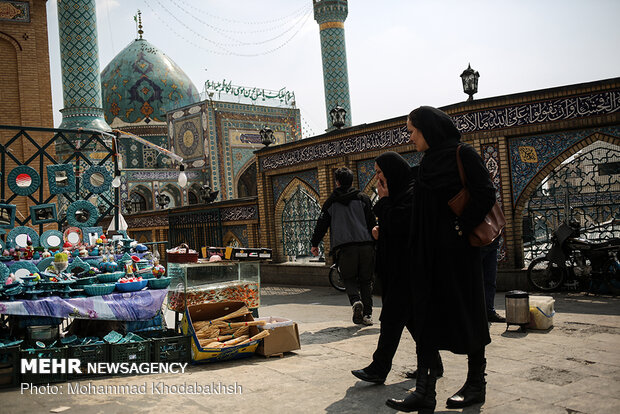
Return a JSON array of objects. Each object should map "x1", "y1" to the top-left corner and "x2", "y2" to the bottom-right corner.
[
  {"x1": 351, "y1": 151, "x2": 418, "y2": 383},
  {"x1": 386, "y1": 107, "x2": 496, "y2": 413}
]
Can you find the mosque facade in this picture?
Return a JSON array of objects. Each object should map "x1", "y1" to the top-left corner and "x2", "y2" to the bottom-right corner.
[{"x1": 1, "y1": 0, "x2": 618, "y2": 278}]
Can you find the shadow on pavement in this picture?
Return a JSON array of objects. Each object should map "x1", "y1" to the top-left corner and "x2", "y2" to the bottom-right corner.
[
  {"x1": 324, "y1": 380, "x2": 473, "y2": 414},
  {"x1": 300, "y1": 325, "x2": 380, "y2": 345}
]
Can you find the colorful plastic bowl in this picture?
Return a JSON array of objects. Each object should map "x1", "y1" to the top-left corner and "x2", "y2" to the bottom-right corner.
[
  {"x1": 147, "y1": 277, "x2": 171, "y2": 289},
  {"x1": 98, "y1": 271, "x2": 125, "y2": 283},
  {"x1": 115, "y1": 279, "x2": 148, "y2": 292},
  {"x1": 83, "y1": 283, "x2": 116, "y2": 296}
]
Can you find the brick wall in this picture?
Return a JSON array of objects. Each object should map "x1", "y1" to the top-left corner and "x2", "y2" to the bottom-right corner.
[{"x1": 0, "y1": 0, "x2": 54, "y2": 215}]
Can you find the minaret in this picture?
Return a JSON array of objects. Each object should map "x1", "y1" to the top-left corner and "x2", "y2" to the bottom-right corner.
[
  {"x1": 313, "y1": 0, "x2": 352, "y2": 129},
  {"x1": 57, "y1": 0, "x2": 110, "y2": 132}
]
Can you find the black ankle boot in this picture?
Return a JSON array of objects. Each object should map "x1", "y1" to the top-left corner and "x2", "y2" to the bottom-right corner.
[
  {"x1": 405, "y1": 353, "x2": 444, "y2": 379},
  {"x1": 386, "y1": 367, "x2": 437, "y2": 413},
  {"x1": 446, "y1": 361, "x2": 486, "y2": 408}
]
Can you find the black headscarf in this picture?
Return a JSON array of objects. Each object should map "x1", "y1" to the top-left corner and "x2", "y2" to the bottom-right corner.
[
  {"x1": 409, "y1": 106, "x2": 461, "y2": 190},
  {"x1": 375, "y1": 151, "x2": 411, "y2": 199}
]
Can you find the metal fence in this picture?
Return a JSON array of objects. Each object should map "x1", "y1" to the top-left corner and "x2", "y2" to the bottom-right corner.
[
  {"x1": 0, "y1": 125, "x2": 118, "y2": 233},
  {"x1": 168, "y1": 208, "x2": 222, "y2": 252},
  {"x1": 523, "y1": 141, "x2": 620, "y2": 263}
]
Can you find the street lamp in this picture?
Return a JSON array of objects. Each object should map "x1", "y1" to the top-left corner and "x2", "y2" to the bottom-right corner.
[
  {"x1": 460, "y1": 63, "x2": 480, "y2": 101},
  {"x1": 329, "y1": 105, "x2": 347, "y2": 129},
  {"x1": 260, "y1": 126, "x2": 274, "y2": 146},
  {"x1": 177, "y1": 164, "x2": 188, "y2": 187}
]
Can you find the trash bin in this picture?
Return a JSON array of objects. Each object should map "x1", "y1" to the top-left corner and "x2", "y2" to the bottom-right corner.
[{"x1": 505, "y1": 290, "x2": 529, "y2": 330}]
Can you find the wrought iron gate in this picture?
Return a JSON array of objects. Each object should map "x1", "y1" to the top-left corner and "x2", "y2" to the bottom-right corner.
[
  {"x1": 168, "y1": 208, "x2": 222, "y2": 251},
  {"x1": 282, "y1": 185, "x2": 322, "y2": 258},
  {"x1": 523, "y1": 141, "x2": 620, "y2": 263}
]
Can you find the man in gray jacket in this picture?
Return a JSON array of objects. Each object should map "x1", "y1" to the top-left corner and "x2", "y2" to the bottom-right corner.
[{"x1": 311, "y1": 167, "x2": 376, "y2": 325}]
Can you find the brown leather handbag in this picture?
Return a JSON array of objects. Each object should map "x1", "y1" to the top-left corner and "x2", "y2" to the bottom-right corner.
[{"x1": 448, "y1": 145, "x2": 506, "y2": 247}]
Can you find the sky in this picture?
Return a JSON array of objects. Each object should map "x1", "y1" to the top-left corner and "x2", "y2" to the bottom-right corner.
[{"x1": 45, "y1": 0, "x2": 620, "y2": 137}]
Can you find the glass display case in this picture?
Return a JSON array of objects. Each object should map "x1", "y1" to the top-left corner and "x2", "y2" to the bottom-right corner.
[{"x1": 167, "y1": 261, "x2": 260, "y2": 314}]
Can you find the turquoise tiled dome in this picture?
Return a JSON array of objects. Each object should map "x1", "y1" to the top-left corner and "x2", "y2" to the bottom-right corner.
[{"x1": 101, "y1": 38, "x2": 200, "y2": 126}]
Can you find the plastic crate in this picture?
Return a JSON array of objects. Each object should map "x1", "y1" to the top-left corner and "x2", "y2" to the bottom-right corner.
[
  {"x1": 20, "y1": 346, "x2": 68, "y2": 384},
  {"x1": 68, "y1": 342, "x2": 110, "y2": 379},
  {"x1": 0, "y1": 345, "x2": 20, "y2": 389},
  {"x1": 110, "y1": 341, "x2": 150, "y2": 373},
  {"x1": 148, "y1": 330, "x2": 191, "y2": 363}
]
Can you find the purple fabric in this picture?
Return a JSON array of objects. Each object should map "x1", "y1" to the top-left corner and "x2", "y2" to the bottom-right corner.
[{"x1": 0, "y1": 289, "x2": 167, "y2": 321}]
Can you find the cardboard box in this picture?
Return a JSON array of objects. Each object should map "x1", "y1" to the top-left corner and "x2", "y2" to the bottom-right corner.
[
  {"x1": 255, "y1": 317, "x2": 301, "y2": 357},
  {"x1": 224, "y1": 247, "x2": 272, "y2": 260},
  {"x1": 181, "y1": 301, "x2": 261, "y2": 364},
  {"x1": 202, "y1": 246, "x2": 226, "y2": 259}
]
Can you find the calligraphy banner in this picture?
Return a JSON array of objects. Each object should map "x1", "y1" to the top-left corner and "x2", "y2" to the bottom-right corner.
[
  {"x1": 453, "y1": 91, "x2": 620, "y2": 134},
  {"x1": 261, "y1": 126, "x2": 409, "y2": 171}
]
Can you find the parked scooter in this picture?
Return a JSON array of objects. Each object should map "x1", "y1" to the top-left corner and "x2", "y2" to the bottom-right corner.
[{"x1": 527, "y1": 219, "x2": 620, "y2": 294}]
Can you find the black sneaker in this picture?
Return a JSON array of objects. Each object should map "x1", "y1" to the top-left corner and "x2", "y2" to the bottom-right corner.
[
  {"x1": 352, "y1": 301, "x2": 364, "y2": 324},
  {"x1": 488, "y1": 310, "x2": 506, "y2": 323}
]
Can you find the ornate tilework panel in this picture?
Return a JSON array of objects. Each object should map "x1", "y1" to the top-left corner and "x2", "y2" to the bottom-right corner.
[
  {"x1": 508, "y1": 126, "x2": 620, "y2": 206},
  {"x1": 224, "y1": 225, "x2": 248, "y2": 247},
  {"x1": 453, "y1": 91, "x2": 620, "y2": 134},
  {"x1": 220, "y1": 205, "x2": 258, "y2": 221},
  {"x1": 262, "y1": 126, "x2": 408, "y2": 171},
  {"x1": 126, "y1": 215, "x2": 168, "y2": 228},
  {"x1": 101, "y1": 39, "x2": 200, "y2": 126},
  {"x1": 58, "y1": 0, "x2": 102, "y2": 108},
  {"x1": 313, "y1": 0, "x2": 348, "y2": 25},
  {"x1": 206, "y1": 108, "x2": 220, "y2": 191},
  {"x1": 125, "y1": 169, "x2": 201, "y2": 182},
  {"x1": 356, "y1": 151, "x2": 423, "y2": 192},
  {"x1": 0, "y1": 1, "x2": 29, "y2": 22},
  {"x1": 174, "y1": 115, "x2": 203, "y2": 160},
  {"x1": 481, "y1": 143, "x2": 507, "y2": 262},
  {"x1": 143, "y1": 147, "x2": 157, "y2": 168},
  {"x1": 319, "y1": 28, "x2": 351, "y2": 127},
  {"x1": 272, "y1": 170, "x2": 319, "y2": 203},
  {"x1": 222, "y1": 119, "x2": 293, "y2": 199},
  {"x1": 232, "y1": 148, "x2": 256, "y2": 177}
]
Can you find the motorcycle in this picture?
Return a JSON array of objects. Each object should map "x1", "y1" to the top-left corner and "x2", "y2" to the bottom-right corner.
[{"x1": 527, "y1": 219, "x2": 620, "y2": 294}]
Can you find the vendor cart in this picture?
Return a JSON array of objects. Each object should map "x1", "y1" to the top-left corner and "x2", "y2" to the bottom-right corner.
[{"x1": 167, "y1": 261, "x2": 261, "y2": 331}]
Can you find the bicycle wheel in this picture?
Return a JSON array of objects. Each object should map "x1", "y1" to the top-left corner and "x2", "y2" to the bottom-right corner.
[
  {"x1": 329, "y1": 265, "x2": 346, "y2": 292},
  {"x1": 601, "y1": 258, "x2": 620, "y2": 295},
  {"x1": 527, "y1": 257, "x2": 566, "y2": 292}
]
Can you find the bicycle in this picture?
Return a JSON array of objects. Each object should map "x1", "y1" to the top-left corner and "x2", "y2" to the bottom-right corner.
[
  {"x1": 329, "y1": 263, "x2": 346, "y2": 292},
  {"x1": 527, "y1": 220, "x2": 620, "y2": 294}
]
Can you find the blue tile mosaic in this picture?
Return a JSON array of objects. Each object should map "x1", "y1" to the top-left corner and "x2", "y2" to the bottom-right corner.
[
  {"x1": 272, "y1": 170, "x2": 319, "y2": 203},
  {"x1": 508, "y1": 126, "x2": 620, "y2": 206}
]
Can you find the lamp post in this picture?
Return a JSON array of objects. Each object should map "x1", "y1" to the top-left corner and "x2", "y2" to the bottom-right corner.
[
  {"x1": 460, "y1": 63, "x2": 480, "y2": 101},
  {"x1": 260, "y1": 126, "x2": 274, "y2": 146},
  {"x1": 329, "y1": 105, "x2": 347, "y2": 129}
]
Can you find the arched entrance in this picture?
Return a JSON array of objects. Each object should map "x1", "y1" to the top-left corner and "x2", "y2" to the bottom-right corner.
[
  {"x1": 523, "y1": 140, "x2": 620, "y2": 263},
  {"x1": 237, "y1": 162, "x2": 257, "y2": 198},
  {"x1": 281, "y1": 184, "x2": 322, "y2": 259}
]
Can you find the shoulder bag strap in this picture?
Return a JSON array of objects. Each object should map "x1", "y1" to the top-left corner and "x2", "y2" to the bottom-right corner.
[{"x1": 455, "y1": 144, "x2": 467, "y2": 188}]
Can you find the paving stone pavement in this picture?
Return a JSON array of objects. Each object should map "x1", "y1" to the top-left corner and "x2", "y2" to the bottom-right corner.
[{"x1": 2, "y1": 286, "x2": 619, "y2": 414}]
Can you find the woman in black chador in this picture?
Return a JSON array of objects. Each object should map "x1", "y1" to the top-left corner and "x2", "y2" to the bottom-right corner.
[
  {"x1": 386, "y1": 106, "x2": 496, "y2": 413},
  {"x1": 352, "y1": 151, "x2": 435, "y2": 383}
]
